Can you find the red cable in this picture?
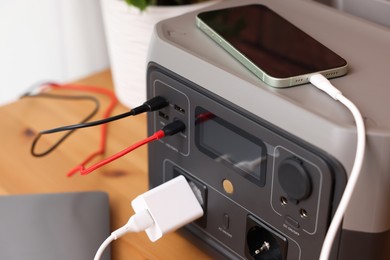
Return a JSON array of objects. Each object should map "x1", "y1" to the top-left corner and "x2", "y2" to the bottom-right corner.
[
  {"x1": 40, "y1": 83, "x2": 118, "y2": 177},
  {"x1": 69, "y1": 130, "x2": 165, "y2": 176},
  {"x1": 35, "y1": 84, "x2": 182, "y2": 177}
]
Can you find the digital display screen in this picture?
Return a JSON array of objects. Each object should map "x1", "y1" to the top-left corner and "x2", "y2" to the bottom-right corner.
[
  {"x1": 197, "y1": 4, "x2": 347, "y2": 79},
  {"x1": 195, "y1": 107, "x2": 266, "y2": 186}
]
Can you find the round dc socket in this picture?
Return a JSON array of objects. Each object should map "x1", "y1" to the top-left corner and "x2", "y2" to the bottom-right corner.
[{"x1": 278, "y1": 158, "x2": 312, "y2": 201}]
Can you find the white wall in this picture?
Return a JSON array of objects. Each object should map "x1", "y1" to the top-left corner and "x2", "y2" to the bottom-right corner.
[
  {"x1": 0, "y1": 0, "x2": 109, "y2": 105},
  {"x1": 316, "y1": 0, "x2": 390, "y2": 28},
  {"x1": 335, "y1": 0, "x2": 390, "y2": 28}
]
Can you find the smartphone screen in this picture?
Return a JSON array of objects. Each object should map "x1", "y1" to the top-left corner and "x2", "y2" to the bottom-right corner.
[{"x1": 196, "y1": 4, "x2": 348, "y2": 87}]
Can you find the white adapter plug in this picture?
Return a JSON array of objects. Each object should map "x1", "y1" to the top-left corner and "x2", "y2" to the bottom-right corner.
[
  {"x1": 94, "y1": 175, "x2": 204, "y2": 260},
  {"x1": 131, "y1": 175, "x2": 204, "y2": 242}
]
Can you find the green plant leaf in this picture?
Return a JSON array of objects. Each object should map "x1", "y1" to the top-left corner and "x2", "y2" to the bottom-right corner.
[{"x1": 124, "y1": 0, "x2": 151, "y2": 11}]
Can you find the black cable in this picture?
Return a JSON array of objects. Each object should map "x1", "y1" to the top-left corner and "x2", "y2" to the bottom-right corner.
[
  {"x1": 22, "y1": 93, "x2": 100, "y2": 157},
  {"x1": 40, "y1": 96, "x2": 169, "y2": 134}
]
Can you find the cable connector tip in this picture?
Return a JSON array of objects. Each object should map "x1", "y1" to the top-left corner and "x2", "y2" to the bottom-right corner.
[
  {"x1": 309, "y1": 74, "x2": 342, "y2": 100},
  {"x1": 131, "y1": 96, "x2": 169, "y2": 115},
  {"x1": 143, "y1": 96, "x2": 169, "y2": 111},
  {"x1": 111, "y1": 209, "x2": 154, "y2": 239},
  {"x1": 162, "y1": 120, "x2": 186, "y2": 136}
]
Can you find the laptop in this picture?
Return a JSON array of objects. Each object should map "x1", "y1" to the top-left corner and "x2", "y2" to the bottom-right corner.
[{"x1": 0, "y1": 191, "x2": 111, "y2": 260}]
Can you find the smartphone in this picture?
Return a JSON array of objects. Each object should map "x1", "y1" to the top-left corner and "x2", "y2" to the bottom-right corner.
[{"x1": 196, "y1": 4, "x2": 348, "y2": 87}]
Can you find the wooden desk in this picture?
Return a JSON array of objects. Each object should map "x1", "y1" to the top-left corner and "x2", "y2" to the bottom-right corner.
[{"x1": 0, "y1": 70, "x2": 215, "y2": 259}]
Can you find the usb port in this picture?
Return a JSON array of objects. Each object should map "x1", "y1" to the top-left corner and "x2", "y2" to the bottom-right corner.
[
  {"x1": 174, "y1": 104, "x2": 185, "y2": 114},
  {"x1": 158, "y1": 111, "x2": 169, "y2": 120}
]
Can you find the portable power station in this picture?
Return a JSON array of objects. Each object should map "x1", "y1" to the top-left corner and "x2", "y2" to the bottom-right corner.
[{"x1": 146, "y1": 0, "x2": 390, "y2": 259}]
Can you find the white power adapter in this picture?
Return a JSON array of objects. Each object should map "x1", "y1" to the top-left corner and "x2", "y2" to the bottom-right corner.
[
  {"x1": 94, "y1": 175, "x2": 204, "y2": 260},
  {"x1": 131, "y1": 175, "x2": 204, "y2": 242}
]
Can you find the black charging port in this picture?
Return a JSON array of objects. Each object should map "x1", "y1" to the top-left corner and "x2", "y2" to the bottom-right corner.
[
  {"x1": 174, "y1": 104, "x2": 185, "y2": 114},
  {"x1": 158, "y1": 111, "x2": 169, "y2": 121},
  {"x1": 245, "y1": 215, "x2": 288, "y2": 260}
]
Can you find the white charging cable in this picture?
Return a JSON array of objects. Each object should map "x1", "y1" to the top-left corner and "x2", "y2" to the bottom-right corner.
[
  {"x1": 94, "y1": 175, "x2": 204, "y2": 260},
  {"x1": 310, "y1": 74, "x2": 366, "y2": 260},
  {"x1": 94, "y1": 209, "x2": 154, "y2": 260}
]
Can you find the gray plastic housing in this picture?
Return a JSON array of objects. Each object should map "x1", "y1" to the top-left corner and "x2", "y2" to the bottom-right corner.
[
  {"x1": 147, "y1": 0, "x2": 390, "y2": 259},
  {"x1": 147, "y1": 0, "x2": 390, "y2": 234},
  {"x1": 147, "y1": 64, "x2": 347, "y2": 259}
]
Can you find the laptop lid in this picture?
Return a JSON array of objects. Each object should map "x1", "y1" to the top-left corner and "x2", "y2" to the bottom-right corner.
[{"x1": 0, "y1": 191, "x2": 110, "y2": 260}]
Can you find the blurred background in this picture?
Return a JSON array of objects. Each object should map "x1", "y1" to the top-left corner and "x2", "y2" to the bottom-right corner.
[
  {"x1": 0, "y1": 0, "x2": 109, "y2": 105},
  {"x1": 0, "y1": 0, "x2": 388, "y2": 106}
]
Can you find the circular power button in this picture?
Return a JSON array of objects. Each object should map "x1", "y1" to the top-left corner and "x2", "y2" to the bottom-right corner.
[
  {"x1": 278, "y1": 158, "x2": 311, "y2": 201},
  {"x1": 222, "y1": 179, "x2": 234, "y2": 194}
]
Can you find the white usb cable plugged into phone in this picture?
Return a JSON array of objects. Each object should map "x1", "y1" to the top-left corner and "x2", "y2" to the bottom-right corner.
[{"x1": 310, "y1": 74, "x2": 366, "y2": 260}]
